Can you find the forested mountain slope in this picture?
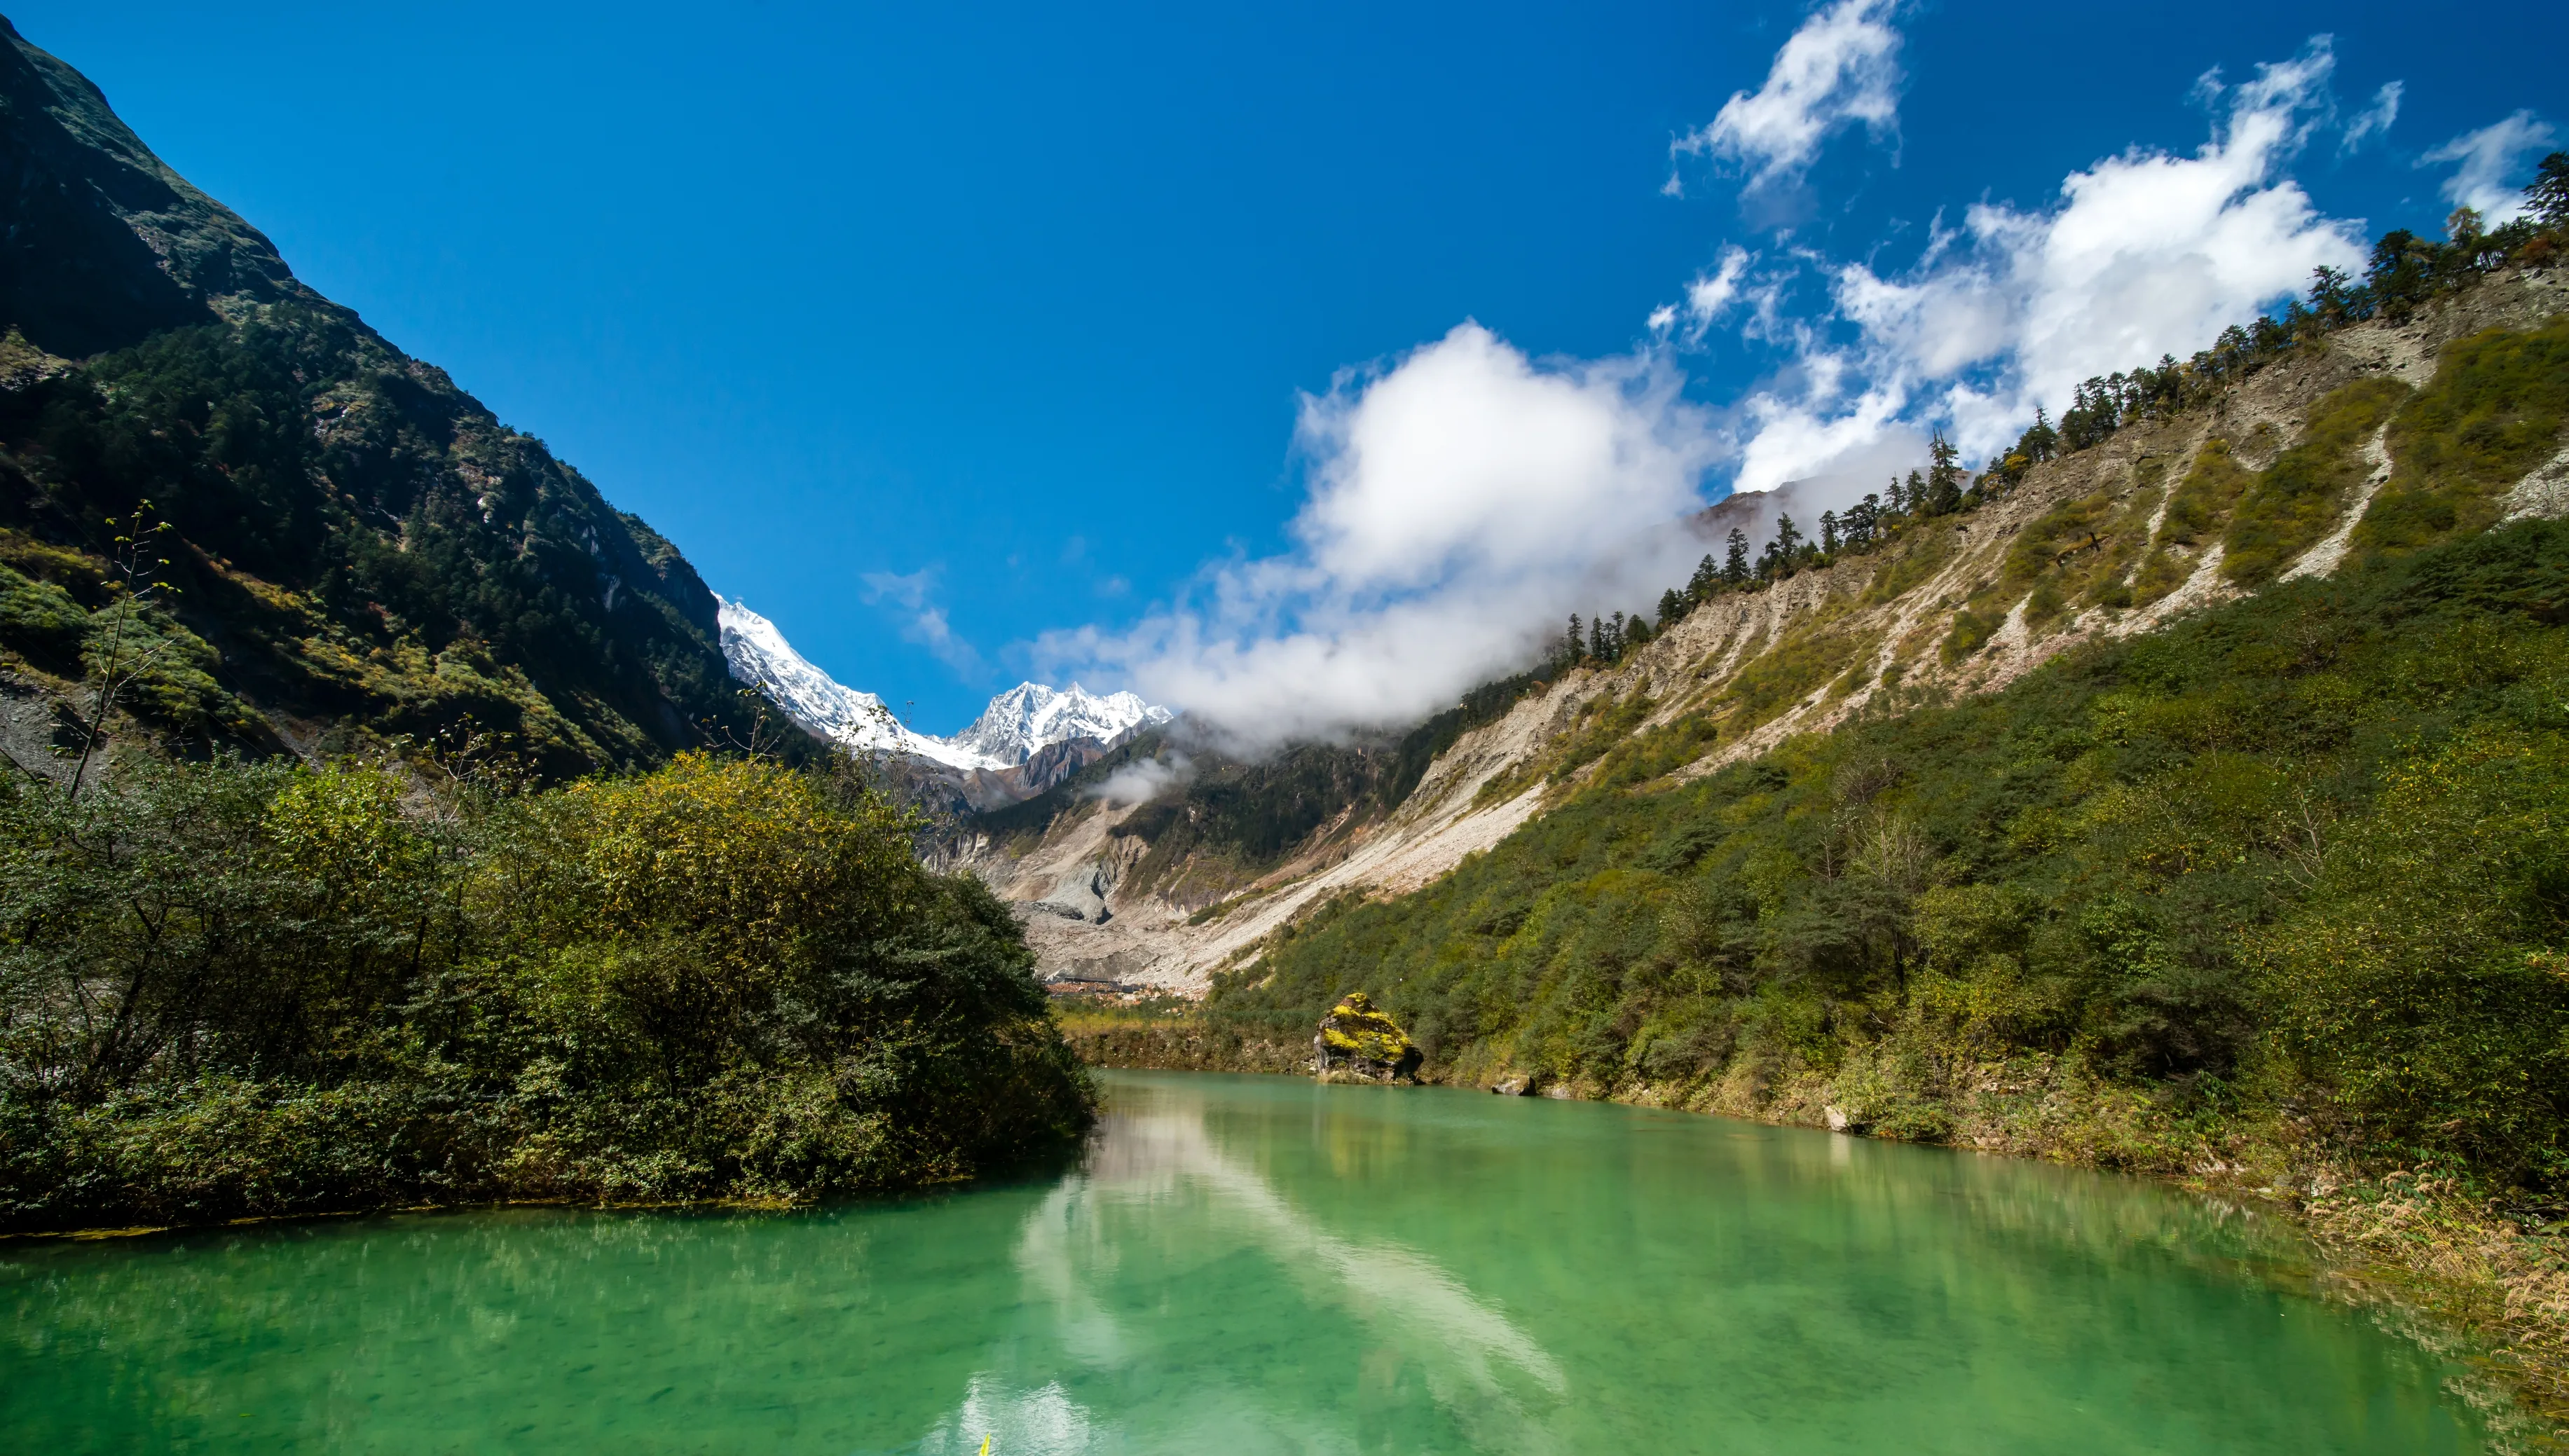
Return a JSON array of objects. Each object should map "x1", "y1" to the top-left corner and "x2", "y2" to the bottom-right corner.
[
  {"x1": 964, "y1": 262, "x2": 2569, "y2": 998},
  {"x1": 0, "y1": 20, "x2": 778, "y2": 779}
]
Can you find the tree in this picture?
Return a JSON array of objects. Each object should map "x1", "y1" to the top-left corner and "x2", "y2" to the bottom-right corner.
[
  {"x1": 2308, "y1": 264, "x2": 2364, "y2": 328},
  {"x1": 1589, "y1": 614, "x2": 1607, "y2": 662},
  {"x1": 1687, "y1": 554, "x2": 1718, "y2": 600},
  {"x1": 1818, "y1": 509, "x2": 1840, "y2": 556},
  {"x1": 2018, "y1": 406, "x2": 2058, "y2": 464},
  {"x1": 67, "y1": 505, "x2": 181, "y2": 801},
  {"x1": 1724, "y1": 528, "x2": 1751, "y2": 585},
  {"x1": 1774, "y1": 514, "x2": 1804, "y2": 569},
  {"x1": 1626, "y1": 611, "x2": 1653, "y2": 647},
  {"x1": 1844, "y1": 493, "x2": 1880, "y2": 551},
  {"x1": 1563, "y1": 614, "x2": 1585, "y2": 667},
  {"x1": 1925, "y1": 431, "x2": 1964, "y2": 515},
  {"x1": 2366, "y1": 229, "x2": 2436, "y2": 319},
  {"x1": 1657, "y1": 588, "x2": 1686, "y2": 629},
  {"x1": 1607, "y1": 612, "x2": 1628, "y2": 659},
  {"x1": 2530, "y1": 151, "x2": 2569, "y2": 230}
]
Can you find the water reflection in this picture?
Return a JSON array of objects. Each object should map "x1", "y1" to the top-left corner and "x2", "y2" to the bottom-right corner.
[
  {"x1": 934, "y1": 1092, "x2": 1570, "y2": 1454},
  {"x1": 0, "y1": 1072, "x2": 2505, "y2": 1455}
]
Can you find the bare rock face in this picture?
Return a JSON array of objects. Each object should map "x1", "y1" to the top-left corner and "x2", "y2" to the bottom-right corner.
[
  {"x1": 1312, "y1": 992, "x2": 1421, "y2": 1082},
  {"x1": 1031, "y1": 860, "x2": 1112, "y2": 923}
]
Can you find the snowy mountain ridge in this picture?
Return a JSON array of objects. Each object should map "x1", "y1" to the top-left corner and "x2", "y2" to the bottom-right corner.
[
  {"x1": 715, "y1": 598, "x2": 1170, "y2": 770},
  {"x1": 947, "y1": 681, "x2": 1174, "y2": 767}
]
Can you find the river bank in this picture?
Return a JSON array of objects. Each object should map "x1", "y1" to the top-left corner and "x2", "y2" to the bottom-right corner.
[{"x1": 1060, "y1": 1008, "x2": 2568, "y2": 1447}]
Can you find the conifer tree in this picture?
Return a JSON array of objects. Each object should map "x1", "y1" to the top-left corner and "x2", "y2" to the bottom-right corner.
[
  {"x1": 1818, "y1": 509, "x2": 1840, "y2": 556},
  {"x1": 2530, "y1": 151, "x2": 2569, "y2": 230},
  {"x1": 1658, "y1": 587, "x2": 1685, "y2": 629},
  {"x1": 1687, "y1": 554, "x2": 1718, "y2": 601},
  {"x1": 1563, "y1": 613, "x2": 1584, "y2": 667},
  {"x1": 1926, "y1": 431, "x2": 1964, "y2": 515},
  {"x1": 1724, "y1": 528, "x2": 1751, "y2": 585},
  {"x1": 1589, "y1": 615, "x2": 1607, "y2": 662}
]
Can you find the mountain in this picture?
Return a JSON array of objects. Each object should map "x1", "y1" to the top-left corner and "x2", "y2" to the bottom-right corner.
[
  {"x1": 715, "y1": 595, "x2": 1172, "y2": 791},
  {"x1": 947, "y1": 682, "x2": 1172, "y2": 767},
  {"x1": 952, "y1": 263, "x2": 2569, "y2": 1003},
  {"x1": 714, "y1": 597, "x2": 985, "y2": 767},
  {"x1": 0, "y1": 20, "x2": 784, "y2": 779}
]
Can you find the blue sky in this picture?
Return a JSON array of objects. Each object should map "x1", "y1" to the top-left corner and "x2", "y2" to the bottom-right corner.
[{"x1": 13, "y1": 1, "x2": 2564, "y2": 734}]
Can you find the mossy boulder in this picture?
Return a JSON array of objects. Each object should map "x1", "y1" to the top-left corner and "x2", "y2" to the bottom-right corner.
[{"x1": 1313, "y1": 992, "x2": 1422, "y2": 1081}]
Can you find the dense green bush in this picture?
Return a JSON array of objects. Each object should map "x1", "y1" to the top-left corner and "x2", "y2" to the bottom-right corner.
[
  {"x1": 0, "y1": 753, "x2": 1093, "y2": 1231},
  {"x1": 1216, "y1": 521, "x2": 2569, "y2": 1188}
]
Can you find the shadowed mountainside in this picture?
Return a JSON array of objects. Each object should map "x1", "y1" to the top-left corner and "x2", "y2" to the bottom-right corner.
[{"x1": 0, "y1": 19, "x2": 786, "y2": 778}]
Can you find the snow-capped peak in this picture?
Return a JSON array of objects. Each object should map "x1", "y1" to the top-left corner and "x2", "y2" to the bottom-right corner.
[
  {"x1": 947, "y1": 682, "x2": 1175, "y2": 767},
  {"x1": 715, "y1": 598, "x2": 1171, "y2": 771},
  {"x1": 716, "y1": 598, "x2": 992, "y2": 769}
]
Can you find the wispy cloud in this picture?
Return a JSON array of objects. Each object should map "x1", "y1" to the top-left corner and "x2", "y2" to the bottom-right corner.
[
  {"x1": 2341, "y1": 80, "x2": 2402, "y2": 153},
  {"x1": 1667, "y1": 0, "x2": 1903, "y2": 196},
  {"x1": 2423, "y1": 109, "x2": 2558, "y2": 224},
  {"x1": 1085, "y1": 751, "x2": 1193, "y2": 806},
  {"x1": 859, "y1": 567, "x2": 985, "y2": 678},
  {"x1": 1651, "y1": 245, "x2": 1755, "y2": 346}
]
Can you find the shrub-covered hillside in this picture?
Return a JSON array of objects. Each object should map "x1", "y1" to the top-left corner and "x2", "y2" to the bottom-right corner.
[{"x1": 1216, "y1": 517, "x2": 2569, "y2": 1183}]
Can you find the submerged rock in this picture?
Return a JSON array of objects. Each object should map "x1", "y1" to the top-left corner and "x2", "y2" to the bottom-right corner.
[{"x1": 1311, "y1": 992, "x2": 1422, "y2": 1083}]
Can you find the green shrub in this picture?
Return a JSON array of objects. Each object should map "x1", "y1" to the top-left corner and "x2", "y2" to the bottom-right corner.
[
  {"x1": 0, "y1": 753, "x2": 1093, "y2": 1230},
  {"x1": 1215, "y1": 520, "x2": 2569, "y2": 1190}
]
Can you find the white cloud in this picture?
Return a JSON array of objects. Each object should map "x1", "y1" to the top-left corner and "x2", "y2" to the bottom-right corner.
[
  {"x1": 859, "y1": 568, "x2": 986, "y2": 678},
  {"x1": 1045, "y1": 36, "x2": 2435, "y2": 749},
  {"x1": 1047, "y1": 324, "x2": 1721, "y2": 749},
  {"x1": 1654, "y1": 246, "x2": 1754, "y2": 346},
  {"x1": 2341, "y1": 80, "x2": 2402, "y2": 153},
  {"x1": 1085, "y1": 752, "x2": 1193, "y2": 806},
  {"x1": 1670, "y1": 0, "x2": 1903, "y2": 193},
  {"x1": 1742, "y1": 36, "x2": 2363, "y2": 476},
  {"x1": 2422, "y1": 109, "x2": 2558, "y2": 225}
]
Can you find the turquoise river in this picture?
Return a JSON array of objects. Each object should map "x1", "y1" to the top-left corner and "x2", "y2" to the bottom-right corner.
[{"x1": 0, "y1": 1071, "x2": 2509, "y2": 1452}]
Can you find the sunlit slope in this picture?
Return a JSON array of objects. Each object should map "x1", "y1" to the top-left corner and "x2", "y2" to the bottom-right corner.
[
  {"x1": 973, "y1": 268, "x2": 2569, "y2": 996},
  {"x1": 1207, "y1": 275, "x2": 2569, "y2": 1200}
]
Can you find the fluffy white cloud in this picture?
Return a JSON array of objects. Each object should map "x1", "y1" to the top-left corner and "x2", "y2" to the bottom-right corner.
[
  {"x1": 1739, "y1": 37, "x2": 2364, "y2": 479},
  {"x1": 2423, "y1": 109, "x2": 2558, "y2": 224},
  {"x1": 1049, "y1": 30, "x2": 2457, "y2": 748},
  {"x1": 1048, "y1": 325, "x2": 1720, "y2": 748},
  {"x1": 1669, "y1": 0, "x2": 1902, "y2": 193}
]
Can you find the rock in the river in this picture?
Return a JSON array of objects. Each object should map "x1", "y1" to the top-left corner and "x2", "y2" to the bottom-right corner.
[{"x1": 1311, "y1": 992, "x2": 1422, "y2": 1083}]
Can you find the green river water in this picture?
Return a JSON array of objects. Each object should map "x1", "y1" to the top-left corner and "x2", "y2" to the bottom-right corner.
[{"x1": 0, "y1": 1071, "x2": 2506, "y2": 1452}]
